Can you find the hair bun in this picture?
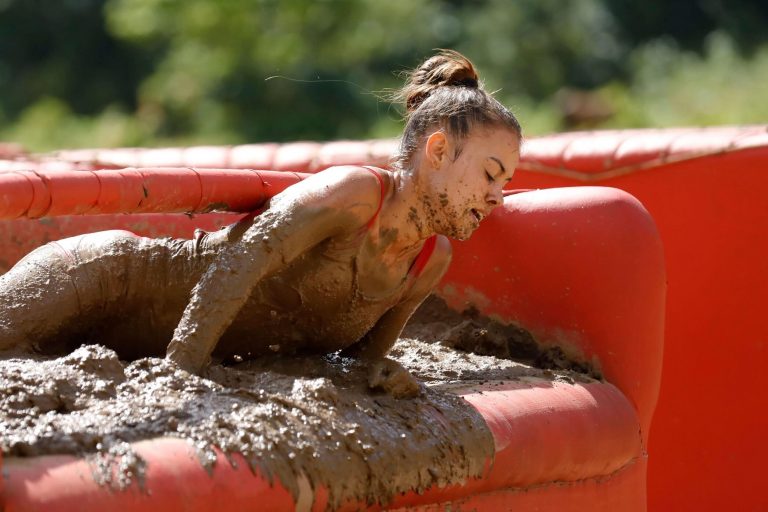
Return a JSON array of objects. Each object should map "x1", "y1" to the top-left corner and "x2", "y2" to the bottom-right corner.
[{"x1": 403, "y1": 49, "x2": 480, "y2": 113}]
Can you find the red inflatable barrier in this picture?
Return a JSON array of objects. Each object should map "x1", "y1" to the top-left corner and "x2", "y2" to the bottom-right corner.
[
  {"x1": 507, "y1": 125, "x2": 768, "y2": 512},
  {"x1": 440, "y1": 187, "x2": 665, "y2": 438},
  {"x1": 49, "y1": 139, "x2": 399, "y2": 173},
  {"x1": 0, "y1": 168, "x2": 308, "y2": 219},
  {"x1": 0, "y1": 167, "x2": 665, "y2": 510}
]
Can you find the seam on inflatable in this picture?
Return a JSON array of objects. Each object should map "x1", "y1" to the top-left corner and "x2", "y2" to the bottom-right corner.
[
  {"x1": 29, "y1": 170, "x2": 53, "y2": 218},
  {"x1": 186, "y1": 166, "x2": 205, "y2": 213},
  {"x1": 9, "y1": 171, "x2": 36, "y2": 218},
  {"x1": 85, "y1": 170, "x2": 102, "y2": 215},
  {"x1": 385, "y1": 456, "x2": 647, "y2": 511},
  {"x1": 484, "y1": 454, "x2": 645, "y2": 499}
]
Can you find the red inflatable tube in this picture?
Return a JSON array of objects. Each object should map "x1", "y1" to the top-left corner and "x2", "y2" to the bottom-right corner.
[
  {"x1": 498, "y1": 125, "x2": 768, "y2": 512},
  {"x1": 1, "y1": 383, "x2": 644, "y2": 512},
  {"x1": 45, "y1": 125, "x2": 768, "y2": 182},
  {"x1": 439, "y1": 186, "x2": 665, "y2": 438},
  {"x1": 0, "y1": 159, "x2": 84, "y2": 173},
  {"x1": 0, "y1": 168, "x2": 309, "y2": 219},
  {"x1": 50, "y1": 139, "x2": 399, "y2": 173},
  {"x1": 515, "y1": 124, "x2": 768, "y2": 180},
  {"x1": 0, "y1": 184, "x2": 664, "y2": 510}
]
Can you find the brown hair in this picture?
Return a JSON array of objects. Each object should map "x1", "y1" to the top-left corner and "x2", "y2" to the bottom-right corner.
[{"x1": 393, "y1": 50, "x2": 521, "y2": 170}]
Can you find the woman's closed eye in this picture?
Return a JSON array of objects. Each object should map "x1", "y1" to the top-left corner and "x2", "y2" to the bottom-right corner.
[{"x1": 484, "y1": 170, "x2": 495, "y2": 183}]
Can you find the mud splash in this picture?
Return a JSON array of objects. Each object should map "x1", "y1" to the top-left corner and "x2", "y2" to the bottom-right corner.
[{"x1": 0, "y1": 298, "x2": 595, "y2": 508}]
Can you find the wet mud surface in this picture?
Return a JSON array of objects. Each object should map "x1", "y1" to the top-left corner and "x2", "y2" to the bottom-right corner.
[
  {"x1": 403, "y1": 296, "x2": 602, "y2": 380},
  {"x1": 0, "y1": 296, "x2": 596, "y2": 508}
]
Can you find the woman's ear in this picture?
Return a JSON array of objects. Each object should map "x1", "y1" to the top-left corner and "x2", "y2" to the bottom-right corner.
[{"x1": 424, "y1": 131, "x2": 448, "y2": 169}]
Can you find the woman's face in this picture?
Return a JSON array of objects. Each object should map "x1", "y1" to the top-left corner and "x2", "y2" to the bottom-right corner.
[{"x1": 420, "y1": 126, "x2": 520, "y2": 240}]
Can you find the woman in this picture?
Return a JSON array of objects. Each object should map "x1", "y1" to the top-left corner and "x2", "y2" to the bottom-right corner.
[{"x1": 0, "y1": 50, "x2": 521, "y2": 397}]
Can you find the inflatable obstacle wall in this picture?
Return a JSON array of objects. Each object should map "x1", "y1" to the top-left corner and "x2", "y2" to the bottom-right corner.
[
  {"x1": 0, "y1": 137, "x2": 668, "y2": 510},
  {"x1": 510, "y1": 125, "x2": 768, "y2": 512}
]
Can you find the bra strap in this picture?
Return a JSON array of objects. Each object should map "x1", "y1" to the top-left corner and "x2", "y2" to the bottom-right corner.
[
  {"x1": 408, "y1": 235, "x2": 438, "y2": 279},
  {"x1": 362, "y1": 166, "x2": 386, "y2": 229}
]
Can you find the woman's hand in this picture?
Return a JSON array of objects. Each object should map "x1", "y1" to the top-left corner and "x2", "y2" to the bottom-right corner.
[
  {"x1": 166, "y1": 342, "x2": 208, "y2": 375},
  {"x1": 367, "y1": 358, "x2": 422, "y2": 398}
]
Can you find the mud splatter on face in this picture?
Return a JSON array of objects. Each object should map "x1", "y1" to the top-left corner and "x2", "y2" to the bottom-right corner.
[
  {"x1": 407, "y1": 206, "x2": 426, "y2": 238},
  {"x1": 420, "y1": 192, "x2": 469, "y2": 241}
]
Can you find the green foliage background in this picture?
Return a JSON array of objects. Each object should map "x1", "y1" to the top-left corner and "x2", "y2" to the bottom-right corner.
[{"x1": 1, "y1": 0, "x2": 767, "y2": 151}]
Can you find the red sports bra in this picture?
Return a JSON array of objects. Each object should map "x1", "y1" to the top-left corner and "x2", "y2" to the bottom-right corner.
[{"x1": 362, "y1": 166, "x2": 437, "y2": 280}]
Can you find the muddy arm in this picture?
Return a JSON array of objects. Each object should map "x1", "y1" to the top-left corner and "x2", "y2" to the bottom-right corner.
[
  {"x1": 350, "y1": 235, "x2": 452, "y2": 360},
  {"x1": 166, "y1": 168, "x2": 381, "y2": 374},
  {"x1": 347, "y1": 236, "x2": 451, "y2": 398}
]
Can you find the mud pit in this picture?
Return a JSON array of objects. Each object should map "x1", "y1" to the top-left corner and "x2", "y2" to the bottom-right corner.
[{"x1": 0, "y1": 296, "x2": 597, "y2": 508}]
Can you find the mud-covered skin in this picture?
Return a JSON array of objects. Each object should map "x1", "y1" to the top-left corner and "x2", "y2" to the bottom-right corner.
[
  {"x1": 414, "y1": 128, "x2": 519, "y2": 241},
  {"x1": 165, "y1": 168, "x2": 452, "y2": 377},
  {"x1": 367, "y1": 358, "x2": 421, "y2": 398},
  {"x1": 0, "y1": 231, "x2": 207, "y2": 359},
  {"x1": 165, "y1": 128, "x2": 519, "y2": 375},
  {"x1": 0, "y1": 168, "x2": 450, "y2": 395}
]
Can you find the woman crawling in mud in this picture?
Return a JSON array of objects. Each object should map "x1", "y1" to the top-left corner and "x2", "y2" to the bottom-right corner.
[{"x1": 0, "y1": 50, "x2": 521, "y2": 397}]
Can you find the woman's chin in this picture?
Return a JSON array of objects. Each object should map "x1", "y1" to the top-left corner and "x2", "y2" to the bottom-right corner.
[
  {"x1": 429, "y1": 215, "x2": 477, "y2": 241},
  {"x1": 438, "y1": 222, "x2": 475, "y2": 241},
  {"x1": 456, "y1": 226, "x2": 478, "y2": 241}
]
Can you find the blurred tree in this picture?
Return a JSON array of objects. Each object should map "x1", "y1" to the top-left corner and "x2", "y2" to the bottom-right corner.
[
  {"x1": 457, "y1": 0, "x2": 625, "y2": 98},
  {"x1": 104, "y1": 0, "x2": 457, "y2": 143},
  {"x1": 603, "y1": 0, "x2": 768, "y2": 54},
  {"x1": 0, "y1": 0, "x2": 766, "y2": 150},
  {"x1": 601, "y1": 32, "x2": 768, "y2": 128},
  {"x1": 104, "y1": 0, "x2": 625, "y2": 141},
  {"x1": 0, "y1": 0, "x2": 151, "y2": 118}
]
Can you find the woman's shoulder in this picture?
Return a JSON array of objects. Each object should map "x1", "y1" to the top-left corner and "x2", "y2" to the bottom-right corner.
[
  {"x1": 302, "y1": 165, "x2": 391, "y2": 206},
  {"x1": 314, "y1": 165, "x2": 391, "y2": 189},
  {"x1": 268, "y1": 166, "x2": 390, "y2": 231}
]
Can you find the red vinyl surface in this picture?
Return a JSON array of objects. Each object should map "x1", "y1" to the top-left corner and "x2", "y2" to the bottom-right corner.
[
  {"x1": 0, "y1": 167, "x2": 308, "y2": 219},
  {"x1": 508, "y1": 125, "x2": 768, "y2": 512},
  {"x1": 41, "y1": 139, "x2": 398, "y2": 173}
]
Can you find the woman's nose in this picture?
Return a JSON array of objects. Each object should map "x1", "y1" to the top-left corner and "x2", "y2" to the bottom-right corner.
[{"x1": 486, "y1": 186, "x2": 503, "y2": 207}]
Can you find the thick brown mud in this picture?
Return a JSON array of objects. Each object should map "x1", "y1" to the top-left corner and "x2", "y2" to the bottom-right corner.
[
  {"x1": 0, "y1": 297, "x2": 595, "y2": 508},
  {"x1": 404, "y1": 295, "x2": 602, "y2": 380}
]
